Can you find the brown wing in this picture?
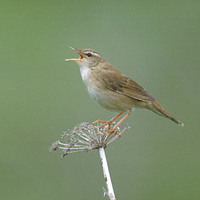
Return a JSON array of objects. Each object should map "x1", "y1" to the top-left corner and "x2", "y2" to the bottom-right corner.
[{"x1": 98, "y1": 64, "x2": 155, "y2": 102}]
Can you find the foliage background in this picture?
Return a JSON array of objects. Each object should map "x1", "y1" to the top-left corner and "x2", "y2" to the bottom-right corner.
[{"x1": 1, "y1": 0, "x2": 200, "y2": 199}]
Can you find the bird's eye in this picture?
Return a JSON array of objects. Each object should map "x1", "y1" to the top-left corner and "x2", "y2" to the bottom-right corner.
[{"x1": 87, "y1": 53, "x2": 92, "y2": 57}]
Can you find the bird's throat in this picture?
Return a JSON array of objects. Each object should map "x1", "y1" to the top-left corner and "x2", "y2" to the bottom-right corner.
[{"x1": 79, "y1": 65, "x2": 91, "y2": 86}]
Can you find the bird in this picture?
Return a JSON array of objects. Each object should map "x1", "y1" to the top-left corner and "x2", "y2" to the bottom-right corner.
[{"x1": 65, "y1": 46, "x2": 184, "y2": 133}]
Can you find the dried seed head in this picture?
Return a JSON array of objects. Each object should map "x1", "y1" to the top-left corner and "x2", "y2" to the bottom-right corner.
[{"x1": 50, "y1": 122, "x2": 130, "y2": 158}]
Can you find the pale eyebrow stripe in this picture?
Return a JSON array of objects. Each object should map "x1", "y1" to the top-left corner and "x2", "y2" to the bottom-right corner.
[
  {"x1": 84, "y1": 51, "x2": 102, "y2": 58},
  {"x1": 92, "y1": 52, "x2": 102, "y2": 57}
]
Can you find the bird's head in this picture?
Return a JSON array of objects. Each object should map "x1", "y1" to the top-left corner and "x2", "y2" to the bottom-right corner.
[{"x1": 65, "y1": 46, "x2": 106, "y2": 68}]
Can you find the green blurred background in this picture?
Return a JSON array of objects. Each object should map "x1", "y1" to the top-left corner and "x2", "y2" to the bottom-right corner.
[{"x1": 1, "y1": 0, "x2": 200, "y2": 199}]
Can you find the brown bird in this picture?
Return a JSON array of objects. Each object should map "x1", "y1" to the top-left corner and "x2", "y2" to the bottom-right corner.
[{"x1": 65, "y1": 46, "x2": 184, "y2": 133}]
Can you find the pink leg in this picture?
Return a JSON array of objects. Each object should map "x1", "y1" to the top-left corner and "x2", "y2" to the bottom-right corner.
[
  {"x1": 92, "y1": 112, "x2": 123, "y2": 130},
  {"x1": 109, "y1": 110, "x2": 131, "y2": 134}
]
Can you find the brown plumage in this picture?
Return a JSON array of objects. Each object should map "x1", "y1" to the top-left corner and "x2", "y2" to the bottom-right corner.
[
  {"x1": 95, "y1": 64, "x2": 183, "y2": 126},
  {"x1": 65, "y1": 47, "x2": 184, "y2": 131}
]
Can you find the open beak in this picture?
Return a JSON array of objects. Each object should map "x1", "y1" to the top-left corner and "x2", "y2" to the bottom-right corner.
[{"x1": 65, "y1": 46, "x2": 83, "y2": 62}]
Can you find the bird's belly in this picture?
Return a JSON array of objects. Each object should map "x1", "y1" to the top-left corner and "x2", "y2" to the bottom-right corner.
[{"x1": 87, "y1": 86, "x2": 134, "y2": 112}]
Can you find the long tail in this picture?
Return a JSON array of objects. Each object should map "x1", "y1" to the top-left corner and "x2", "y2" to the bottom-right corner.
[{"x1": 150, "y1": 101, "x2": 184, "y2": 126}]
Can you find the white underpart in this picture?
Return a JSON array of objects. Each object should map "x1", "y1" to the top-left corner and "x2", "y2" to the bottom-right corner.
[
  {"x1": 78, "y1": 64, "x2": 102, "y2": 103},
  {"x1": 79, "y1": 64, "x2": 91, "y2": 86}
]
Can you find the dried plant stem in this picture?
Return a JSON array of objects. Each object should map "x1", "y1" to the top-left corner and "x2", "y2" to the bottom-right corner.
[{"x1": 99, "y1": 147, "x2": 116, "y2": 200}]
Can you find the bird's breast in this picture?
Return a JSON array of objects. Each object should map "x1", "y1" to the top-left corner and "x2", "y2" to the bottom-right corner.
[
  {"x1": 79, "y1": 66, "x2": 105, "y2": 100},
  {"x1": 79, "y1": 65, "x2": 92, "y2": 86},
  {"x1": 79, "y1": 65, "x2": 134, "y2": 112}
]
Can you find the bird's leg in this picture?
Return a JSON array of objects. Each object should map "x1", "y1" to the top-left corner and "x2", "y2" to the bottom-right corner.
[
  {"x1": 108, "y1": 110, "x2": 131, "y2": 134},
  {"x1": 92, "y1": 112, "x2": 123, "y2": 131}
]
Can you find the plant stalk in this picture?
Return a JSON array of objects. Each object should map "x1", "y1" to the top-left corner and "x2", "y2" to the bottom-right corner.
[{"x1": 99, "y1": 147, "x2": 116, "y2": 200}]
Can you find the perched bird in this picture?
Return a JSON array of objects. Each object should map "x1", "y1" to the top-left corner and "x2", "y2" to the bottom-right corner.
[{"x1": 65, "y1": 46, "x2": 184, "y2": 133}]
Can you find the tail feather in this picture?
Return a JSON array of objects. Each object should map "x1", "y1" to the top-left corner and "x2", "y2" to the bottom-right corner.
[{"x1": 151, "y1": 101, "x2": 184, "y2": 126}]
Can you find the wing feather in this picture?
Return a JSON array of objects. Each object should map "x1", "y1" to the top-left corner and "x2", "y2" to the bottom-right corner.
[{"x1": 98, "y1": 65, "x2": 154, "y2": 102}]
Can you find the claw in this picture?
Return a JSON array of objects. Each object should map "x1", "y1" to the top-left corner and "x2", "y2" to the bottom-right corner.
[
  {"x1": 92, "y1": 112, "x2": 124, "y2": 131},
  {"x1": 93, "y1": 120, "x2": 112, "y2": 130},
  {"x1": 95, "y1": 132, "x2": 104, "y2": 136}
]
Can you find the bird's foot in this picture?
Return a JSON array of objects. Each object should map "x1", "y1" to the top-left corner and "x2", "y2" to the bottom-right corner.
[
  {"x1": 92, "y1": 120, "x2": 112, "y2": 131},
  {"x1": 107, "y1": 128, "x2": 121, "y2": 138},
  {"x1": 95, "y1": 132, "x2": 104, "y2": 136},
  {"x1": 92, "y1": 112, "x2": 124, "y2": 131},
  {"x1": 93, "y1": 120, "x2": 122, "y2": 138}
]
